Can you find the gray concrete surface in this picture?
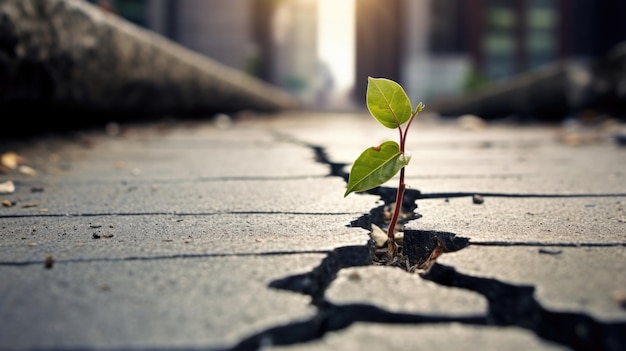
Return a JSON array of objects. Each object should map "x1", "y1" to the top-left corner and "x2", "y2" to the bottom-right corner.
[{"x1": 1, "y1": 112, "x2": 625, "y2": 350}]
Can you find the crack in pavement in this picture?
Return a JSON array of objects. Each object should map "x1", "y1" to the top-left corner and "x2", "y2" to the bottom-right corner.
[
  {"x1": 422, "y1": 263, "x2": 626, "y2": 351},
  {"x1": 220, "y1": 136, "x2": 626, "y2": 351},
  {"x1": 3, "y1": 132, "x2": 621, "y2": 350},
  {"x1": 230, "y1": 300, "x2": 487, "y2": 351},
  {"x1": 226, "y1": 241, "x2": 626, "y2": 351}
]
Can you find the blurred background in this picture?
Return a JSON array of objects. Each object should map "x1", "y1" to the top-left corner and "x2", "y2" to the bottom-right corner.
[{"x1": 88, "y1": 0, "x2": 626, "y2": 115}]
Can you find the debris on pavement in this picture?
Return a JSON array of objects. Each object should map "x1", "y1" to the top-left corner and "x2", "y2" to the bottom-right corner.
[
  {"x1": 0, "y1": 180, "x2": 15, "y2": 194},
  {"x1": 472, "y1": 194, "x2": 484, "y2": 204},
  {"x1": 538, "y1": 248, "x2": 563, "y2": 255}
]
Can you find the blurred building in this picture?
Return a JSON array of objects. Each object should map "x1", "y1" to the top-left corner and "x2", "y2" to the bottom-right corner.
[
  {"x1": 355, "y1": 0, "x2": 626, "y2": 104},
  {"x1": 87, "y1": 0, "x2": 320, "y2": 106},
  {"x1": 89, "y1": 0, "x2": 626, "y2": 108}
]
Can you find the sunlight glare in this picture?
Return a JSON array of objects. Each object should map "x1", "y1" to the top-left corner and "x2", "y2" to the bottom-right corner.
[{"x1": 317, "y1": 0, "x2": 355, "y2": 92}]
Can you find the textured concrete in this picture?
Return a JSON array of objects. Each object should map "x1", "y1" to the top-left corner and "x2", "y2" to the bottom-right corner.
[
  {"x1": 0, "y1": 255, "x2": 320, "y2": 350},
  {"x1": 0, "y1": 0, "x2": 299, "y2": 133},
  {"x1": 1, "y1": 112, "x2": 625, "y2": 350},
  {"x1": 269, "y1": 324, "x2": 569, "y2": 351},
  {"x1": 437, "y1": 246, "x2": 626, "y2": 321}
]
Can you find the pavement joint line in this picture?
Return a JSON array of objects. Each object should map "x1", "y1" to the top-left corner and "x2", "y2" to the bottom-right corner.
[
  {"x1": 0, "y1": 250, "x2": 332, "y2": 267},
  {"x1": 12, "y1": 174, "x2": 329, "y2": 186},
  {"x1": 0, "y1": 211, "x2": 364, "y2": 219},
  {"x1": 418, "y1": 192, "x2": 626, "y2": 199},
  {"x1": 405, "y1": 173, "x2": 532, "y2": 179},
  {"x1": 471, "y1": 241, "x2": 626, "y2": 247}
]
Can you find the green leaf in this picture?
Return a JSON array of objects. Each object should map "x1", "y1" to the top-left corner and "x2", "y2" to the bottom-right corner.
[
  {"x1": 366, "y1": 77, "x2": 412, "y2": 129},
  {"x1": 344, "y1": 141, "x2": 410, "y2": 197}
]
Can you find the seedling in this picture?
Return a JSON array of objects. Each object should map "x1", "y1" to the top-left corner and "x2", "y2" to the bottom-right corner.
[{"x1": 344, "y1": 77, "x2": 424, "y2": 259}]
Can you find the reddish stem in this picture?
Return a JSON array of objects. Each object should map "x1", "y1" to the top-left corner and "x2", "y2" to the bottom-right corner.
[
  {"x1": 386, "y1": 167, "x2": 405, "y2": 258},
  {"x1": 386, "y1": 110, "x2": 417, "y2": 258}
]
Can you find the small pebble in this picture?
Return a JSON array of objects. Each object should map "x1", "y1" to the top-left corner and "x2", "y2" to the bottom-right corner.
[
  {"x1": 347, "y1": 271, "x2": 361, "y2": 281},
  {"x1": 472, "y1": 194, "x2": 484, "y2": 204}
]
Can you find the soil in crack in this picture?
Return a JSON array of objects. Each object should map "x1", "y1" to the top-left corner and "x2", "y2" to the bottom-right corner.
[{"x1": 372, "y1": 229, "x2": 470, "y2": 272}]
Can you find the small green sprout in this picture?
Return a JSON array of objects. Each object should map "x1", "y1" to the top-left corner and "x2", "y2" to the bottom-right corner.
[{"x1": 344, "y1": 77, "x2": 424, "y2": 259}]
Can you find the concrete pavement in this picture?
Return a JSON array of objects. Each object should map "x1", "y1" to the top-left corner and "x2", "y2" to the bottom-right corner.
[{"x1": 1, "y1": 111, "x2": 625, "y2": 350}]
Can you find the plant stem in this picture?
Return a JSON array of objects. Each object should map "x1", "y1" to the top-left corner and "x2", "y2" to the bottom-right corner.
[
  {"x1": 386, "y1": 113, "x2": 415, "y2": 259},
  {"x1": 386, "y1": 167, "x2": 405, "y2": 258}
]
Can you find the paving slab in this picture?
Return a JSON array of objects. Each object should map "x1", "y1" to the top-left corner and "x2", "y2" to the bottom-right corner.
[
  {"x1": 411, "y1": 197, "x2": 626, "y2": 244},
  {"x1": 270, "y1": 112, "x2": 625, "y2": 194},
  {"x1": 0, "y1": 255, "x2": 321, "y2": 350},
  {"x1": 9, "y1": 127, "x2": 330, "y2": 181},
  {"x1": 268, "y1": 324, "x2": 568, "y2": 351},
  {"x1": 0, "y1": 213, "x2": 368, "y2": 262},
  {"x1": 325, "y1": 266, "x2": 487, "y2": 315},
  {"x1": 437, "y1": 246, "x2": 626, "y2": 321},
  {"x1": 3, "y1": 177, "x2": 375, "y2": 214}
]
